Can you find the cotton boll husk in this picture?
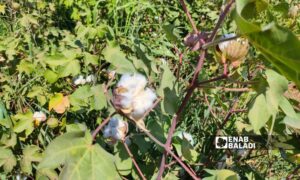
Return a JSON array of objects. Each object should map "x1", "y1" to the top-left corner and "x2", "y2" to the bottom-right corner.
[
  {"x1": 131, "y1": 88, "x2": 157, "y2": 120},
  {"x1": 218, "y1": 33, "x2": 236, "y2": 52},
  {"x1": 117, "y1": 73, "x2": 147, "y2": 96}
]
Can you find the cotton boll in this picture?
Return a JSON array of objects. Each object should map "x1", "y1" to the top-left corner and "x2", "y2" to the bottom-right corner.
[
  {"x1": 111, "y1": 128, "x2": 124, "y2": 140},
  {"x1": 86, "y1": 75, "x2": 95, "y2": 83},
  {"x1": 108, "y1": 117, "x2": 119, "y2": 127},
  {"x1": 103, "y1": 126, "x2": 112, "y2": 138},
  {"x1": 73, "y1": 75, "x2": 86, "y2": 85},
  {"x1": 33, "y1": 111, "x2": 47, "y2": 122},
  {"x1": 117, "y1": 73, "x2": 147, "y2": 96},
  {"x1": 131, "y1": 88, "x2": 157, "y2": 120}
]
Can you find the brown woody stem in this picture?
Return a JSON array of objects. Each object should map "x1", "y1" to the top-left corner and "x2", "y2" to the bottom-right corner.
[{"x1": 122, "y1": 140, "x2": 146, "y2": 180}]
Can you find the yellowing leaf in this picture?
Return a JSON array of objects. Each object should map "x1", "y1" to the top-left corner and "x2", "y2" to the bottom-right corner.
[
  {"x1": 49, "y1": 93, "x2": 70, "y2": 114},
  {"x1": 0, "y1": 4, "x2": 6, "y2": 14}
]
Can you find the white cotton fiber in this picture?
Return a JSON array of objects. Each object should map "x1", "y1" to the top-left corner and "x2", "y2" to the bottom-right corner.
[
  {"x1": 103, "y1": 126, "x2": 112, "y2": 138},
  {"x1": 117, "y1": 73, "x2": 147, "y2": 96},
  {"x1": 73, "y1": 75, "x2": 86, "y2": 85},
  {"x1": 131, "y1": 88, "x2": 157, "y2": 120}
]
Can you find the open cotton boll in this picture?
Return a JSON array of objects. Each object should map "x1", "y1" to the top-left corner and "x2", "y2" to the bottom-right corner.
[
  {"x1": 73, "y1": 75, "x2": 86, "y2": 85},
  {"x1": 131, "y1": 88, "x2": 157, "y2": 120},
  {"x1": 33, "y1": 111, "x2": 47, "y2": 122},
  {"x1": 85, "y1": 74, "x2": 95, "y2": 83},
  {"x1": 109, "y1": 116, "x2": 126, "y2": 128},
  {"x1": 117, "y1": 73, "x2": 147, "y2": 96},
  {"x1": 111, "y1": 128, "x2": 124, "y2": 140},
  {"x1": 103, "y1": 126, "x2": 112, "y2": 138}
]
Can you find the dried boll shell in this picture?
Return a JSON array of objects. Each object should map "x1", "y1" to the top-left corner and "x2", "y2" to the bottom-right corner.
[{"x1": 216, "y1": 36, "x2": 249, "y2": 67}]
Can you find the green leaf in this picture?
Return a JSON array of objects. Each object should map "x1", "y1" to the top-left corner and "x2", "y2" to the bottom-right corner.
[
  {"x1": 234, "y1": 0, "x2": 300, "y2": 87},
  {"x1": 102, "y1": 42, "x2": 136, "y2": 74},
  {"x1": 248, "y1": 94, "x2": 271, "y2": 132},
  {"x1": 84, "y1": 52, "x2": 99, "y2": 66},
  {"x1": 265, "y1": 69, "x2": 288, "y2": 115},
  {"x1": 17, "y1": 60, "x2": 35, "y2": 75},
  {"x1": 0, "y1": 100, "x2": 12, "y2": 128},
  {"x1": 38, "y1": 132, "x2": 118, "y2": 179},
  {"x1": 158, "y1": 63, "x2": 179, "y2": 115},
  {"x1": 0, "y1": 147, "x2": 16, "y2": 173},
  {"x1": 162, "y1": 24, "x2": 180, "y2": 43},
  {"x1": 70, "y1": 85, "x2": 94, "y2": 109},
  {"x1": 279, "y1": 97, "x2": 298, "y2": 119},
  {"x1": 114, "y1": 143, "x2": 132, "y2": 176},
  {"x1": 44, "y1": 70, "x2": 59, "y2": 83},
  {"x1": 13, "y1": 111, "x2": 34, "y2": 137},
  {"x1": 21, "y1": 145, "x2": 43, "y2": 174},
  {"x1": 38, "y1": 132, "x2": 86, "y2": 169},
  {"x1": 90, "y1": 85, "x2": 107, "y2": 110},
  {"x1": 283, "y1": 114, "x2": 300, "y2": 129},
  {"x1": 58, "y1": 60, "x2": 81, "y2": 77},
  {"x1": 204, "y1": 169, "x2": 239, "y2": 180},
  {"x1": 43, "y1": 54, "x2": 71, "y2": 68}
]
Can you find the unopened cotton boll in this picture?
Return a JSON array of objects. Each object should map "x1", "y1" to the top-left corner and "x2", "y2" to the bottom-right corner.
[
  {"x1": 33, "y1": 111, "x2": 47, "y2": 122},
  {"x1": 131, "y1": 88, "x2": 157, "y2": 120},
  {"x1": 85, "y1": 75, "x2": 95, "y2": 83},
  {"x1": 73, "y1": 75, "x2": 86, "y2": 85}
]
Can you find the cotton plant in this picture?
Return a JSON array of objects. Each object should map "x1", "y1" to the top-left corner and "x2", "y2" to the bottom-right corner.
[
  {"x1": 102, "y1": 116, "x2": 128, "y2": 144},
  {"x1": 113, "y1": 73, "x2": 157, "y2": 130}
]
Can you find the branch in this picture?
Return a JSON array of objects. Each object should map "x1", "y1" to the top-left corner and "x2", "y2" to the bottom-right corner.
[
  {"x1": 179, "y1": 0, "x2": 198, "y2": 33},
  {"x1": 122, "y1": 140, "x2": 146, "y2": 180},
  {"x1": 197, "y1": 74, "x2": 228, "y2": 87},
  {"x1": 199, "y1": 86, "x2": 250, "y2": 92},
  {"x1": 207, "y1": 0, "x2": 235, "y2": 42},
  {"x1": 92, "y1": 112, "x2": 116, "y2": 141},
  {"x1": 142, "y1": 130, "x2": 199, "y2": 180}
]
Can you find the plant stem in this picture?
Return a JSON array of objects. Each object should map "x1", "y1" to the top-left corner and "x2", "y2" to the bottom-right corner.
[
  {"x1": 122, "y1": 141, "x2": 146, "y2": 180},
  {"x1": 91, "y1": 112, "x2": 116, "y2": 141},
  {"x1": 142, "y1": 130, "x2": 199, "y2": 180},
  {"x1": 197, "y1": 74, "x2": 228, "y2": 87},
  {"x1": 179, "y1": 0, "x2": 199, "y2": 33},
  {"x1": 207, "y1": 0, "x2": 235, "y2": 42}
]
